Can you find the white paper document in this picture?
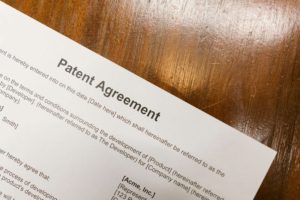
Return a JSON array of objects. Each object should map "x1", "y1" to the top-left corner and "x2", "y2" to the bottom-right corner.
[{"x1": 0, "y1": 2, "x2": 276, "y2": 200}]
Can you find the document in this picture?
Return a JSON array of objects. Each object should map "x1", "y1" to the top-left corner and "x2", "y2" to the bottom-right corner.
[{"x1": 0, "y1": 2, "x2": 276, "y2": 200}]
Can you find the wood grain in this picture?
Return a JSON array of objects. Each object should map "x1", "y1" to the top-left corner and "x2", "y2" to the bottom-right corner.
[{"x1": 1, "y1": 0, "x2": 299, "y2": 199}]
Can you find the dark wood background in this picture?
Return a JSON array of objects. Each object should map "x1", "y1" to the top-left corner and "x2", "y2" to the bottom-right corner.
[{"x1": 1, "y1": 0, "x2": 299, "y2": 199}]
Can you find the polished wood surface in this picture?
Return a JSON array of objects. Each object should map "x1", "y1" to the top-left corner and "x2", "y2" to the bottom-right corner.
[{"x1": 1, "y1": 0, "x2": 299, "y2": 199}]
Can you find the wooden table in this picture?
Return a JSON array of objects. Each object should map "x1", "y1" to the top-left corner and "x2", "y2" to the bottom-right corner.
[{"x1": 2, "y1": 0, "x2": 299, "y2": 199}]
